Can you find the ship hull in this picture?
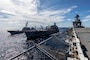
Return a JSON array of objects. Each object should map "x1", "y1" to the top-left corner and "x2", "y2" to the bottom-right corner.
[
  {"x1": 8, "y1": 31, "x2": 23, "y2": 35},
  {"x1": 25, "y1": 31, "x2": 56, "y2": 40}
]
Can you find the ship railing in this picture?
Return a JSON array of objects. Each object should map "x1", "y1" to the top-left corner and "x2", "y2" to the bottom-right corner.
[
  {"x1": 9, "y1": 46, "x2": 35, "y2": 60},
  {"x1": 36, "y1": 44, "x2": 58, "y2": 60},
  {"x1": 9, "y1": 37, "x2": 58, "y2": 60}
]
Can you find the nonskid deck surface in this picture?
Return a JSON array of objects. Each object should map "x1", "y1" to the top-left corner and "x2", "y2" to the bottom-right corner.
[{"x1": 75, "y1": 28, "x2": 90, "y2": 59}]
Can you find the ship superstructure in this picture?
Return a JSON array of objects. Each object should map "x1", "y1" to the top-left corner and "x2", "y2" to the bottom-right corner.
[{"x1": 73, "y1": 14, "x2": 84, "y2": 28}]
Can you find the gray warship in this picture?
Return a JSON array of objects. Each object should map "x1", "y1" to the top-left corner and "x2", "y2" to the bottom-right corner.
[
  {"x1": 8, "y1": 22, "x2": 30, "y2": 35},
  {"x1": 25, "y1": 23, "x2": 59, "y2": 40},
  {"x1": 8, "y1": 22, "x2": 59, "y2": 39}
]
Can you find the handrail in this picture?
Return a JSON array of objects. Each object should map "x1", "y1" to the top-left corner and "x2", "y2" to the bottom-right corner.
[
  {"x1": 36, "y1": 44, "x2": 57, "y2": 60},
  {"x1": 9, "y1": 46, "x2": 35, "y2": 60},
  {"x1": 9, "y1": 36, "x2": 53, "y2": 60}
]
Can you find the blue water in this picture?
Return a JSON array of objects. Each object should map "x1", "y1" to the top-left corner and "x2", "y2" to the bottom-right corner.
[{"x1": 0, "y1": 28, "x2": 69, "y2": 60}]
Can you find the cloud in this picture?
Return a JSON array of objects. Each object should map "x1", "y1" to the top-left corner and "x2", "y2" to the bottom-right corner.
[
  {"x1": 85, "y1": 15, "x2": 90, "y2": 19},
  {"x1": 82, "y1": 15, "x2": 90, "y2": 22},
  {"x1": 39, "y1": 6, "x2": 77, "y2": 16},
  {"x1": 36, "y1": 6, "x2": 77, "y2": 24},
  {"x1": 0, "y1": 0, "x2": 77, "y2": 29},
  {"x1": 0, "y1": 0, "x2": 38, "y2": 15},
  {"x1": 1, "y1": 10, "x2": 16, "y2": 15},
  {"x1": 62, "y1": 6, "x2": 77, "y2": 14},
  {"x1": 0, "y1": 0, "x2": 39, "y2": 22},
  {"x1": 67, "y1": 19, "x2": 73, "y2": 21}
]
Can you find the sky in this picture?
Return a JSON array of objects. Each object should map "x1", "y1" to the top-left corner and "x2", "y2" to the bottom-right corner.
[{"x1": 0, "y1": 0, "x2": 90, "y2": 30}]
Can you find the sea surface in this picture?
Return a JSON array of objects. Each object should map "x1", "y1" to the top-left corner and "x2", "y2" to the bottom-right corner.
[{"x1": 0, "y1": 28, "x2": 69, "y2": 60}]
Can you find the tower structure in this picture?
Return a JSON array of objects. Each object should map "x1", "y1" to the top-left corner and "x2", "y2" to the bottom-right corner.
[{"x1": 73, "y1": 14, "x2": 84, "y2": 28}]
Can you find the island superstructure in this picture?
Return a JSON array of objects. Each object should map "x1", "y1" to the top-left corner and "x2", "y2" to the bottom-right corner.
[{"x1": 73, "y1": 14, "x2": 84, "y2": 28}]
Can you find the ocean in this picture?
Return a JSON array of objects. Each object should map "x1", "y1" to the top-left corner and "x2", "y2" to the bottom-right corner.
[{"x1": 0, "y1": 28, "x2": 69, "y2": 60}]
